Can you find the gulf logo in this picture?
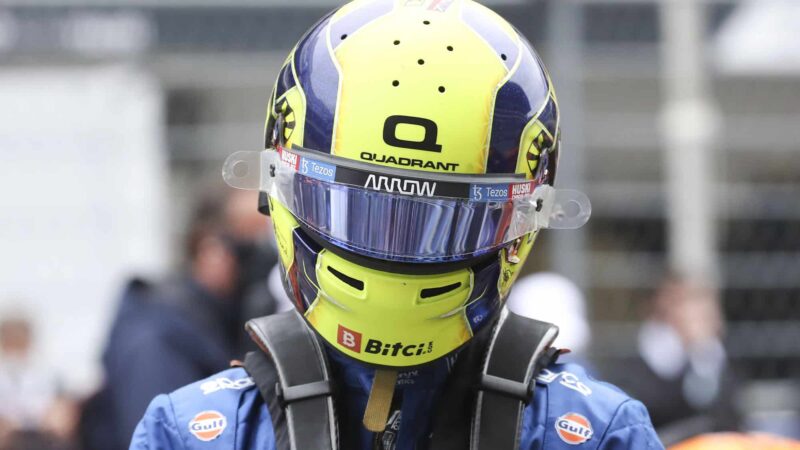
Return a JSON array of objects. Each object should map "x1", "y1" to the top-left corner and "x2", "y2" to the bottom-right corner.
[
  {"x1": 188, "y1": 410, "x2": 227, "y2": 442},
  {"x1": 555, "y1": 412, "x2": 594, "y2": 445}
]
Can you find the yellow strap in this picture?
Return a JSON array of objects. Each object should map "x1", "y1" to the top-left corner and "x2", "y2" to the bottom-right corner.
[{"x1": 362, "y1": 369, "x2": 398, "y2": 432}]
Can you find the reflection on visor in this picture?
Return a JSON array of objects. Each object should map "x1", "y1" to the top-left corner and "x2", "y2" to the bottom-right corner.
[{"x1": 223, "y1": 148, "x2": 591, "y2": 262}]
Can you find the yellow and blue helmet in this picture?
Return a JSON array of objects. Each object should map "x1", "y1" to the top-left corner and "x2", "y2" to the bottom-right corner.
[{"x1": 224, "y1": 0, "x2": 590, "y2": 368}]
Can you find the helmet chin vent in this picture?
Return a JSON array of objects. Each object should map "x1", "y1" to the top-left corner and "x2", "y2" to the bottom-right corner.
[
  {"x1": 327, "y1": 265, "x2": 364, "y2": 291},
  {"x1": 420, "y1": 282, "x2": 461, "y2": 299}
]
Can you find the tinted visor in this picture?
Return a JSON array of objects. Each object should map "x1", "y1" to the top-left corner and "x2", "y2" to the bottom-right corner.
[{"x1": 223, "y1": 147, "x2": 590, "y2": 262}]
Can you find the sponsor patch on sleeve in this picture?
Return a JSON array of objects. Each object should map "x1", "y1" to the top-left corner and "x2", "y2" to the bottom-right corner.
[
  {"x1": 536, "y1": 369, "x2": 592, "y2": 396},
  {"x1": 555, "y1": 412, "x2": 593, "y2": 445},
  {"x1": 188, "y1": 410, "x2": 227, "y2": 442},
  {"x1": 199, "y1": 376, "x2": 254, "y2": 395}
]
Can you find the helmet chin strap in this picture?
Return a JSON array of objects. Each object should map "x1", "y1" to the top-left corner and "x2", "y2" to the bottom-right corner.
[{"x1": 362, "y1": 369, "x2": 399, "y2": 432}]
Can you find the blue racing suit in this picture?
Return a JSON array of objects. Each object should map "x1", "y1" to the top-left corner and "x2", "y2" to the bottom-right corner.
[{"x1": 131, "y1": 349, "x2": 663, "y2": 450}]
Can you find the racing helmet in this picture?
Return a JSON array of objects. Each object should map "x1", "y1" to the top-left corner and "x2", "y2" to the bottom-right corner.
[{"x1": 223, "y1": 0, "x2": 590, "y2": 369}]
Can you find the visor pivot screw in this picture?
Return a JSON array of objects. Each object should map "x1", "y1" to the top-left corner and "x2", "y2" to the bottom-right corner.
[
  {"x1": 535, "y1": 198, "x2": 544, "y2": 212},
  {"x1": 269, "y1": 164, "x2": 276, "y2": 178}
]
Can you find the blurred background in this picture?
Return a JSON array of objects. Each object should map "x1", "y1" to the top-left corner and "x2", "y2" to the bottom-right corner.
[{"x1": 0, "y1": 0, "x2": 798, "y2": 448}]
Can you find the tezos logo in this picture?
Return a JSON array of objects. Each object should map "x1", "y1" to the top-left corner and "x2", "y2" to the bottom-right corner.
[
  {"x1": 337, "y1": 325, "x2": 362, "y2": 353},
  {"x1": 188, "y1": 410, "x2": 227, "y2": 442},
  {"x1": 555, "y1": 413, "x2": 593, "y2": 445},
  {"x1": 472, "y1": 185, "x2": 483, "y2": 201}
]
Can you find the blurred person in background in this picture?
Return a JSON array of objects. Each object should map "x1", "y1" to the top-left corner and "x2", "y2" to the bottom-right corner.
[
  {"x1": 0, "y1": 313, "x2": 79, "y2": 450},
  {"x1": 601, "y1": 274, "x2": 740, "y2": 439},
  {"x1": 79, "y1": 189, "x2": 282, "y2": 450},
  {"x1": 669, "y1": 432, "x2": 800, "y2": 450},
  {"x1": 506, "y1": 272, "x2": 591, "y2": 363}
]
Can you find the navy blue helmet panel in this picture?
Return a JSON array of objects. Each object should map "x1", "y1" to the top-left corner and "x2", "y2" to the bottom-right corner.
[
  {"x1": 461, "y1": 2, "x2": 519, "y2": 70},
  {"x1": 330, "y1": 0, "x2": 394, "y2": 50},
  {"x1": 294, "y1": 14, "x2": 340, "y2": 153},
  {"x1": 274, "y1": 62, "x2": 297, "y2": 102},
  {"x1": 486, "y1": 39, "x2": 549, "y2": 174}
]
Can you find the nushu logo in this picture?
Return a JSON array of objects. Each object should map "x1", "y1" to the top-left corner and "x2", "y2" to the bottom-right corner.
[
  {"x1": 511, "y1": 182, "x2": 533, "y2": 198},
  {"x1": 336, "y1": 325, "x2": 433, "y2": 357},
  {"x1": 188, "y1": 410, "x2": 227, "y2": 442},
  {"x1": 279, "y1": 149, "x2": 299, "y2": 169},
  {"x1": 555, "y1": 412, "x2": 593, "y2": 445}
]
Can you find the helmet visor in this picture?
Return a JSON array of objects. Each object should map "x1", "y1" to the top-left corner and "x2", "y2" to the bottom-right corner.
[{"x1": 223, "y1": 147, "x2": 590, "y2": 263}]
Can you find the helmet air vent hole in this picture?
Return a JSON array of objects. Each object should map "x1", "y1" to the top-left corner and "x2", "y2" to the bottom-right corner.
[
  {"x1": 392, "y1": 80, "x2": 400, "y2": 87},
  {"x1": 327, "y1": 266, "x2": 364, "y2": 291},
  {"x1": 420, "y1": 282, "x2": 461, "y2": 299},
  {"x1": 394, "y1": 40, "x2": 400, "y2": 45},
  {"x1": 423, "y1": 20, "x2": 430, "y2": 25},
  {"x1": 501, "y1": 53, "x2": 507, "y2": 61},
  {"x1": 438, "y1": 86, "x2": 445, "y2": 93},
  {"x1": 341, "y1": 34, "x2": 348, "y2": 40},
  {"x1": 447, "y1": 45, "x2": 454, "y2": 51},
  {"x1": 418, "y1": 59, "x2": 425, "y2": 65}
]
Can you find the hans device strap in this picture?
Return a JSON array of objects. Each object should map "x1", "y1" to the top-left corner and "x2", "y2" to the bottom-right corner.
[
  {"x1": 243, "y1": 311, "x2": 338, "y2": 450},
  {"x1": 471, "y1": 309, "x2": 559, "y2": 449},
  {"x1": 429, "y1": 308, "x2": 559, "y2": 450},
  {"x1": 244, "y1": 309, "x2": 558, "y2": 450}
]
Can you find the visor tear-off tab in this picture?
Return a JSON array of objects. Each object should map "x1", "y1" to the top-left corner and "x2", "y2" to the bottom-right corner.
[{"x1": 362, "y1": 369, "x2": 399, "y2": 432}]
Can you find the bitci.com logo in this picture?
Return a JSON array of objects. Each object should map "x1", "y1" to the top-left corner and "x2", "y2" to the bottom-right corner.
[
  {"x1": 336, "y1": 325, "x2": 434, "y2": 358},
  {"x1": 337, "y1": 325, "x2": 362, "y2": 353}
]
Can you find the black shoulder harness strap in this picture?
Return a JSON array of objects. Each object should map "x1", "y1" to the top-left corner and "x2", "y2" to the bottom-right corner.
[
  {"x1": 429, "y1": 308, "x2": 560, "y2": 450},
  {"x1": 243, "y1": 310, "x2": 338, "y2": 450},
  {"x1": 471, "y1": 309, "x2": 559, "y2": 449},
  {"x1": 242, "y1": 308, "x2": 558, "y2": 450}
]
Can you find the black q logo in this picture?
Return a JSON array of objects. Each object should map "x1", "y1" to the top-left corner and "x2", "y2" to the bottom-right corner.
[{"x1": 383, "y1": 115, "x2": 442, "y2": 152}]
